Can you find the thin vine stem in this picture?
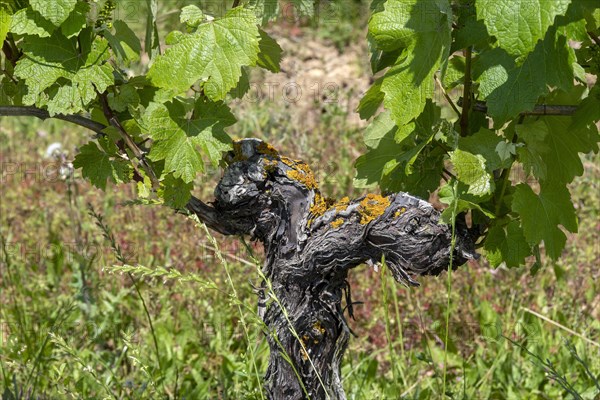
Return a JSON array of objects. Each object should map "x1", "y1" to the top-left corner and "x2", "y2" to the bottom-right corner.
[
  {"x1": 587, "y1": 31, "x2": 600, "y2": 46},
  {"x1": 467, "y1": 100, "x2": 578, "y2": 116},
  {"x1": 0, "y1": 105, "x2": 107, "y2": 135},
  {"x1": 380, "y1": 257, "x2": 402, "y2": 384},
  {"x1": 459, "y1": 46, "x2": 472, "y2": 137},
  {"x1": 434, "y1": 74, "x2": 461, "y2": 118},
  {"x1": 96, "y1": 90, "x2": 161, "y2": 190},
  {"x1": 442, "y1": 181, "x2": 459, "y2": 397}
]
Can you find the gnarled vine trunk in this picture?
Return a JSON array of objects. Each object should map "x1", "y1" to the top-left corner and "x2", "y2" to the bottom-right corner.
[{"x1": 188, "y1": 139, "x2": 477, "y2": 399}]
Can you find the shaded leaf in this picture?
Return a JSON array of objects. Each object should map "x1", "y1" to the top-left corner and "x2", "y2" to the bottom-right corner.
[
  {"x1": 105, "y1": 20, "x2": 142, "y2": 64},
  {"x1": 475, "y1": 27, "x2": 576, "y2": 125},
  {"x1": 457, "y1": 128, "x2": 511, "y2": 172},
  {"x1": 161, "y1": 174, "x2": 193, "y2": 209},
  {"x1": 256, "y1": 29, "x2": 283, "y2": 73},
  {"x1": 484, "y1": 221, "x2": 531, "y2": 267},
  {"x1": 512, "y1": 183, "x2": 577, "y2": 260},
  {"x1": 73, "y1": 140, "x2": 131, "y2": 190},
  {"x1": 60, "y1": 1, "x2": 89, "y2": 38},
  {"x1": 357, "y1": 77, "x2": 384, "y2": 120},
  {"x1": 30, "y1": 0, "x2": 77, "y2": 27}
]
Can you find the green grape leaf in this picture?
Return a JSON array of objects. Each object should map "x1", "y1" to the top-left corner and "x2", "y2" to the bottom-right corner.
[
  {"x1": 355, "y1": 103, "x2": 441, "y2": 194},
  {"x1": 0, "y1": 5, "x2": 12, "y2": 44},
  {"x1": 358, "y1": 77, "x2": 384, "y2": 120},
  {"x1": 384, "y1": 145, "x2": 445, "y2": 199},
  {"x1": 256, "y1": 29, "x2": 283, "y2": 73},
  {"x1": 60, "y1": 1, "x2": 89, "y2": 38},
  {"x1": 495, "y1": 141, "x2": 516, "y2": 162},
  {"x1": 229, "y1": 67, "x2": 250, "y2": 99},
  {"x1": 354, "y1": 111, "x2": 401, "y2": 187},
  {"x1": 516, "y1": 108, "x2": 599, "y2": 186},
  {"x1": 165, "y1": 30, "x2": 184, "y2": 45},
  {"x1": 9, "y1": 7, "x2": 55, "y2": 37},
  {"x1": 397, "y1": 101, "x2": 441, "y2": 174},
  {"x1": 362, "y1": 109, "x2": 398, "y2": 148},
  {"x1": 369, "y1": 0, "x2": 452, "y2": 127},
  {"x1": 30, "y1": 0, "x2": 77, "y2": 27},
  {"x1": 438, "y1": 182, "x2": 495, "y2": 223},
  {"x1": 484, "y1": 221, "x2": 531, "y2": 268},
  {"x1": 108, "y1": 83, "x2": 140, "y2": 112},
  {"x1": 46, "y1": 85, "x2": 82, "y2": 116},
  {"x1": 457, "y1": 128, "x2": 511, "y2": 171},
  {"x1": 73, "y1": 140, "x2": 131, "y2": 190},
  {"x1": 148, "y1": 7, "x2": 260, "y2": 101},
  {"x1": 475, "y1": 28, "x2": 575, "y2": 125},
  {"x1": 137, "y1": 175, "x2": 152, "y2": 198},
  {"x1": 442, "y1": 56, "x2": 465, "y2": 90},
  {"x1": 105, "y1": 20, "x2": 142, "y2": 64},
  {"x1": 145, "y1": 0, "x2": 160, "y2": 60},
  {"x1": 0, "y1": 77, "x2": 26, "y2": 105},
  {"x1": 569, "y1": 85, "x2": 600, "y2": 149},
  {"x1": 161, "y1": 174, "x2": 193, "y2": 209},
  {"x1": 450, "y1": 149, "x2": 493, "y2": 196},
  {"x1": 14, "y1": 31, "x2": 113, "y2": 115},
  {"x1": 369, "y1": 0, "x2": 386, "y2": 13},
  {"x1": 476, "y1": 0, "x2": 571, "y2": 57},
  {"x1": 515, "y1": 120, "x2": 549, "y2": 180},
  {"x1": 180, "y1": 5, "x2": 204, "y2": 28},
  {"x1": 143, "y1": 98, "x2": 235, "y2": 183},
  {"x1": 247, "y1": 0, "x2": 280, "y2": 24},
  {"x1": 452, "y1": 16, "x2": 489, "y2": 52},
  {"x1": 512, "y1": 183, "x2": 577, "y2": 260},
  {"x1": 539, "y1": 115, "x2": 596, "y2": 185},
  {"x1": 368, "y1": 34, "x2": 404, "y2": 74}
]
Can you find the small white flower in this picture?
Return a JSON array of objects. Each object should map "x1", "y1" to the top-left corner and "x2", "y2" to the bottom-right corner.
[{"x1": 45, "y1": 142, "x2": 63, "y2": 159}]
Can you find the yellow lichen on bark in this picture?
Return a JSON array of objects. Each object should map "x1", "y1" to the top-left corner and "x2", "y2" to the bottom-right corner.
[
  {"x1": 334, "y1": 196, "x2": 350, "y2": 212},
  {"x1": 394, "y1": 206, "x2": 407, "y2": 218},
  {"x1": 330, "y1": 218, "x2": 344, "y2": 229},
  {"x1": 257, "y1": 141, "x2": 279, "y2": 157},
  {"x1": 262, "y1": 158, "x2": 279, "y2": 174},
  {"x1": 287, "y1": 169, "x2": 319, "y2": 189},
  {"x1": 300, "y1": 335, "x2": 309, "y2": 361},
  {"x1": 310, "y1": 192, "x2": 328, "y2": 216},
  {"x1": 358, "y1": 193, "x2": 391, "y2": 224},
  {"x1": 283, "y1": 157, "x2": 319, "y2": 190},
  {"x1": 231, "y1": 140, "x2": 279, "y2": 163}
]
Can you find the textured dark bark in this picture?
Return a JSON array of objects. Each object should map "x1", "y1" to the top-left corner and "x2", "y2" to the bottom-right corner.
[{"x1": 201, "y1": 139, "x2": 478, "y2": 399}]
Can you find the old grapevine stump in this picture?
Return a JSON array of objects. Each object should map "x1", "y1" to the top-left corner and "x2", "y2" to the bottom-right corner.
[{"x1": 187, "y1": 139, "x2": 477, "y2": 399}]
